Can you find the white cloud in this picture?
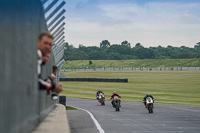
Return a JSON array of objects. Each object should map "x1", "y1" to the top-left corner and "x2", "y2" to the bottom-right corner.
[
  {"x1": 98, "y1": 2, "x2": 200, "y2": 24},
  {"x1": 65, "y1": 2, "x2": 200, "y2": 47}
]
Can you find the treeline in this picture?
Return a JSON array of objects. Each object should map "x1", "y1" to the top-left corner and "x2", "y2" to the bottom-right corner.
[{"x1": 63, "y1": 40, "x2": 200, "y2": 60}]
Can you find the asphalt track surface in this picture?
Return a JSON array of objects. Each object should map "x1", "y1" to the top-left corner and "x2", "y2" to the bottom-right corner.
[
  {"x1": 66, "y1": 97, "x2": 200, "y2": 133},
  {"x1": 67, "y1": 109, "x2": 99, "y2": 133}
]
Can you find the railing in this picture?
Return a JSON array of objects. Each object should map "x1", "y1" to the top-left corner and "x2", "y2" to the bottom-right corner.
[
  {"x1": 42, "y1": 0, "x2": 66, "y2": 64},
  {"x1": 41, "y1": 0, "x2": 66, "y2": 84},
  {"x1": 62, "y1": 67, "x2": 200, "y2": 72}
]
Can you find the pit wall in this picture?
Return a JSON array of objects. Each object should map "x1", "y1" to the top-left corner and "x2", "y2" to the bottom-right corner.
[{"x1": 0, "y1": 0, "x2": 57, "y2": 133}]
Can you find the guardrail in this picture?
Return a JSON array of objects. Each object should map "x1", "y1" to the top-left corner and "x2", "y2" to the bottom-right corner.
[{"x1": 62, "y1": 67, "x2": 200, "y2": 72}]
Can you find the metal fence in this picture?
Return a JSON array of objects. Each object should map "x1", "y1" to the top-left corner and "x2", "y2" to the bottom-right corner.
[
  {"x1": 62, "y1": 67, "x2": 200, "y2": 72},
  {"x1": 42, "y1": 0, "x2": 66, "y2": 64},
  {"x1": 42, "y1": 0, "x2": 66, "y2": 82}
]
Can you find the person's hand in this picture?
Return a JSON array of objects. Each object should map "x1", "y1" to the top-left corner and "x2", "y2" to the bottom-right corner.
[
  {"x1": 53, "y1": 83, "x2": 63, "y2": 93},
  {"x1": 51, "y1": 74, "x2": 56, "y2": 83},
  {"x1": 46, "y1": 79, "x2": 51, "y2": 83}
]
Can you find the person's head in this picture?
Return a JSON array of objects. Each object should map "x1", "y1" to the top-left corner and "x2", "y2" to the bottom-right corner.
[
  {"x1": 42, "y1": 52, "x2": 51, "y2": 64},
  {"x1": 38, "y1": 32, "x2": 54, "y2": 56},
  {"x1": 147, "y1": 93, "x2": 151, "y2": 96},
  {"x1": 113, "y1": 91, "x2": 116, "y2": 94},
  {"x1": 53, "y1": 65, "x2": 58, "y2": 75},
  {"x1": 98, "y1": 89, "x2": 101, "y2": 92}
]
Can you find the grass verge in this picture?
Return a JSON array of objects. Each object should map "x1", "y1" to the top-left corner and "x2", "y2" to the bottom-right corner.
[
  {"x1": 63, "y1": 59, "x2": 200, "y2": 68},
  {"x1": 61, "y1": 71, "x2": 200, "y2": 106},
  {"x1": 66, "y1": 106, "x2": 77, "y2": 110}
]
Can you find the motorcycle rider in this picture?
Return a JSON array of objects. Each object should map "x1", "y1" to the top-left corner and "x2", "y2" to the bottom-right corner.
[
  {"x1": 96, "y1": 89, "x2": 104, "y2": 100},
  {"x1": 110, "y1": 91, "x2": 121, "y2": 107},
  {"x1": 143, "y1": 93, "x2": 155, "y2": 107}
]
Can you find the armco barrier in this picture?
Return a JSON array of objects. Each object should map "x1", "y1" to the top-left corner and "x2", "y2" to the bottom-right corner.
[
  {"x1": 0, "y1": 1, "x2": 57, "y2": 133},
  {"x1": 62, "y1": 67, "x2": 200, "y2": 72},
  {"x1": 60, "y1": 78, "x2": 128, "y2": 82}
]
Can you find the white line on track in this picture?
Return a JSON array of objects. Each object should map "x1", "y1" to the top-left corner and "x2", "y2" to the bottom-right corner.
[{"x1": 69, "y1": 105, "x2": 105, "y2": 133}]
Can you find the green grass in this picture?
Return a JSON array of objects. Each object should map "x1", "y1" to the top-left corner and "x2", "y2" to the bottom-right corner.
[
  {"x1": 63, "y1": 58, "x2": 200, "y2": 69},
  {"x1": 66, "y1": 106, "x2": 77, "y2": 110},
  {"x1": 60, "y1": 71, "x2": 200, "y2": 106}
]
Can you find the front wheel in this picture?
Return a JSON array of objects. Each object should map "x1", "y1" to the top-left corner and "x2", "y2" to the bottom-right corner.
[
  {"x1": 101, "y1": 101, "x2": 105, "y2": 105},
  {"x1": 148, "y1": 104, "x2": 153, "y2": 113},
  {"x1": 116, "y1": 107, "x2": 120, "y2": 111},
  {"x1": 150, "y1": 105, "x2": 153, "y2": 113},
  {"x1": 115, "y1": 102, "x2": 120, "y2": 111}
]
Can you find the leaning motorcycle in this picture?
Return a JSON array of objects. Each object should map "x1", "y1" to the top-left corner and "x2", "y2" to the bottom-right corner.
[
  {"x1": 98, "y1": 93, "x2": 105, "y2": 105},
  {"x1": 145, "y1": 97, "x2": 154, "y2": 113},
  {"x1": 112, "y1": 96, "x2": 121, "y2": 111}
]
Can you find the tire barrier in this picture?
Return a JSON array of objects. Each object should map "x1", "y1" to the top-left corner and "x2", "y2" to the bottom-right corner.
[
  {"x1": 59, "y1": 78, "x2": 128, "y2": 83},
  {"x1": 59, "y1": 96, "x2": 67, "y2": 106}
]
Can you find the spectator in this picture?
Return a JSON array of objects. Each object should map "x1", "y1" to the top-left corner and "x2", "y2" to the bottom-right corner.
[
  {"x1": 41, "y1": 52, "x2": 63, "y2": 94},
  {"x1": 51, "y1": 65, "x2": 58, "y2": 83},
  {"x1": 37, "y1": 32, "x2": 62, "y2": 94},
  {"x1": 38, "y1": 32, "x2": 54, "y2": 93}
]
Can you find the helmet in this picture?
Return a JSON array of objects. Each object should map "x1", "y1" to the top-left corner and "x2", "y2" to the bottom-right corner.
[
  {"x1": 113, "y1": 91, "x2": 116, "y2": 93},
  {"x1": 147, "y1": 93, "x2": 151, "y2": 96},
  {"x1": 98, "y1": 89, "x2": 101, "y2": 92}
]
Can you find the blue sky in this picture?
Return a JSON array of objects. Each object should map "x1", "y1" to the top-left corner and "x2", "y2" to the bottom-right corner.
[{"x1": 64, "y1": 0, "x2": 200, "y2": 47}]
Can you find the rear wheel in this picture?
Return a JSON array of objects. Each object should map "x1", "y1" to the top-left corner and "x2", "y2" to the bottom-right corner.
[{"x1": 101, "y1": 101, "x2": 105, "y2": 105}]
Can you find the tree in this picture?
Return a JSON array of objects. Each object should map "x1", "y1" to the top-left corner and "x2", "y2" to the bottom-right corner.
[
  {"x1": 100, "y1": 40, "x2": 110, "y2": 49},
  {"x1": 121, "y1": 40, "x2": 131, "y2": 47},
  {"x1": 135, "y1": 43, "x2": 144, "y2": 48},
  {"x1": 89, "y1": 60, "x2": 93, "y2": 65},
  {"x1": 194, "y1": 42, "x2": 200, "y2": 51},
  {"x1": 63, "y1": 42, "x2": 200, "y2": 60}
]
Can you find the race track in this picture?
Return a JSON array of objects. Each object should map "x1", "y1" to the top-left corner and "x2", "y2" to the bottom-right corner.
[{"x1": 66, "y1": 97, "x2": 200, "y2": 133}]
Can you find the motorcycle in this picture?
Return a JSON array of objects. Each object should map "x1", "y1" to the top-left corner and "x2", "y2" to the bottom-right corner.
[
  {"x1": 112, "y1": 96, "x2": 121, "y2": 111},
  {"x1": 98, "y1": 93, "x2": 105, "y2": 105},
  {"x1": 145, "y1": 97, "x2": 154, "y2": 113}
]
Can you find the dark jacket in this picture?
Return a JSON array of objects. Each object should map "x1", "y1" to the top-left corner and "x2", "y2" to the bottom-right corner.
[
  {"x1": 96, "y1": 91, "x2": 103, "y2": 97},
  {"x1": 143, "y1": 95, "x2": 154, "y2": 101}
]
